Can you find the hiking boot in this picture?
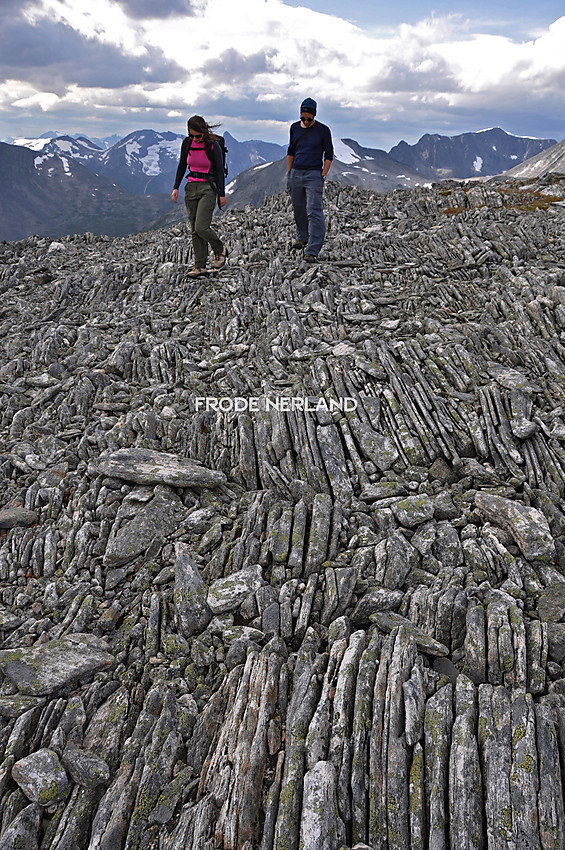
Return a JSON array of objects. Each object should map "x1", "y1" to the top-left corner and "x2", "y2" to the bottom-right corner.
[
  {"x1": 213, "y1": 246, "x2": 228, "y2": 269},
  {"x1": 187, "y1": 267, "x2": 207, "y2": 277},
  {"x1": 291, "y1": 240, "x2": 307, "y2": 249},
  {"x1": 304, "y1": 253, "x2": 318, "y2": 263}
]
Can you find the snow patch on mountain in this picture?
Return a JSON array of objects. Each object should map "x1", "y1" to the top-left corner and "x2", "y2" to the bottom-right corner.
[
  {"x1": 140, "y1": 140, "x2": 180, "y2": 175},
  {"x1": 124, "y1": 141, "x2": 141, "y2": 166},
  {"x1": 15, "y1": 137, "x2": 52, "y2": 151},
  {"x1": 333, "y1": 139, "x2": 360, "y2": 164}
]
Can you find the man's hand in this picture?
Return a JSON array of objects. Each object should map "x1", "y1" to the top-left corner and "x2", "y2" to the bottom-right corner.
[
  {"x1": 219, "y1": 196, "x2": 227, "y2": 208},
  {"x1": 171, "y1": 189, "x2": 179, "y2": 204}
]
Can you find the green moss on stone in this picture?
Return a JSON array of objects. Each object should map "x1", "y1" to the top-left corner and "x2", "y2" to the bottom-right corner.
[{"x1": 39, "y1": 780, "x2": 60, "y2": 805}]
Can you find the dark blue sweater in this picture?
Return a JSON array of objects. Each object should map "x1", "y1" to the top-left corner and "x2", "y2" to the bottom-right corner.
[{"x1": 287, "y1": 121, "x2": 334, "y2": 171}]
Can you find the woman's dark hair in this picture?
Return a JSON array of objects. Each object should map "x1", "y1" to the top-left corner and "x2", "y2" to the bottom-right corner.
[{"x1": 187, "y1": 115, "x2": 221, "y2": 143}]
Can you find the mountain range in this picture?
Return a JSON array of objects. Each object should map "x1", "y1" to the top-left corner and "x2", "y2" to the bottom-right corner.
[
  {"x1": 0, "y1": 126, "x2": 562, "y2": 241},
  {"x1": 10, "y1": 130, "x2": 287, "y2": 196},
  {"x1": 223, "y1": 128, "x2": 559, "y2": 209},
  {"x1": 389, "y1": 127, "x2": 556, "y2": 179},
  {"x1": 0, "y1": 142, "x2": 173, "y2": 242}
]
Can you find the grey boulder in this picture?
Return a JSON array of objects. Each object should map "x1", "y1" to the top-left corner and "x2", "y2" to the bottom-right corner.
[
  {"x1": 12, "y1": 749, "x2": 70, "y2": 805},
  {"x1": 474, "y1": 492, "x2": 555, "y2": 561},
  {"x1": 62, "y1": 748, "x2": 110, "y2": 788},
  {"x1": 88, "y1": 447, "x2": 226, "y2": 488},
  {"x1": 0, "y1": 634, "x2": 114, "y2": 696},
  {"x1": 103, "y1": 484, "x2": 189, "y2": 568}
]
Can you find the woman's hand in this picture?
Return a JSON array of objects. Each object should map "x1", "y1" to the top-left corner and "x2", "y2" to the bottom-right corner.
[
  {"x1": 219, "y1": 196, "x2": 226, "y2": 208},
  {"x1": 171, "y1": 189, "x2": 179, "y2": 204}
]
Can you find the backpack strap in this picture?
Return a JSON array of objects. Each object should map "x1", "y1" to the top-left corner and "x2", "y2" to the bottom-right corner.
[
  {"x1": 186, "y1": 139, "x2": 226, "y2": 204},
  {"x1": 187, "y1": 138, "x2": 217, "y2": 183},
  {"x1": 293, "y1": 123, "x2": 315, "y2": 152}
]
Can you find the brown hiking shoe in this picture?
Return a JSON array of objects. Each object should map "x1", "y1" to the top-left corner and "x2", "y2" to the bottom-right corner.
[{"x1": 213, "y1": 247, "x2": 228, "y2": 269}]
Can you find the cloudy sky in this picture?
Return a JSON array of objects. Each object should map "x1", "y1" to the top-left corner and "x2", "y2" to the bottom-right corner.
[{"x1": 1, "y1": 0, "x2": 564, "y2": 148}]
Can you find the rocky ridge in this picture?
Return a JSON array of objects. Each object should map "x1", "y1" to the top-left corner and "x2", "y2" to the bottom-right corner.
[{"x1": 1, "y1": 175, "x2": 565, "y2": 848}]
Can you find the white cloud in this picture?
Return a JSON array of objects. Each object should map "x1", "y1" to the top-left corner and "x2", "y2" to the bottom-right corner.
[
  {"x1": 1, "y1": 1, "x2": 565, "y2": 145},
  {"x1": 13, "y1": 91, "x2": 60, "y2": 110}
]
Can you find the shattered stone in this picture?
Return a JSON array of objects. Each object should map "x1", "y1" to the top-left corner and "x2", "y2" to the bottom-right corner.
[
  {"x1": 0, "y1": 635, "x2": 114, "y2": 695},
  {"x1": 88, "y1": 447, "x2": 226, "y2": 488},
  {"x1": 12, "y1": 749, "x2": 70, "y2": 805}
]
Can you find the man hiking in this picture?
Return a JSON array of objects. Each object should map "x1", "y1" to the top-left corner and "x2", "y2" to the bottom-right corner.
[{"x1": 286, "y1": 97, "x2": 333, "y2": 262}]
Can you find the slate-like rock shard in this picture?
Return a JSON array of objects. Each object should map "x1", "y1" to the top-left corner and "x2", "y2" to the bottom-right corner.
[
  {"x1": 88, "y1": 448, "x2": 226, "y2": 488},
  {"x1": 1, "y1": 176, "x2": 565, "y2": 849},
  {"x1": 370, "y1": 611, "x2": 450, "y2": 656},
  {"x1": 0, "y1": 507, "x2": 39, "y2": 528},
  {"x1": 174, "y1": 542, "x2": 212, "y2": 635},
  {"x1": 0, "y1": 803, "x2": 42, "y2": 850},
  {"x1": 12, "y1": 748, "x2": 71, "y2": 804},
  {"x1": 0, "y1": 634, "x2": 114, "y2": 695},
  {"x1": 475, "y1": 492, "x2": 555, "y2": 561},
  {"x1": 103, "y1": 485, "x2": 189, "y2": 567}
]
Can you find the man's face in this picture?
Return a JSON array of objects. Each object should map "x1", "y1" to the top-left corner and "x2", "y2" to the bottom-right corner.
[{"x1": 300, "y1": 113, "x2": 315, "y2": 125}]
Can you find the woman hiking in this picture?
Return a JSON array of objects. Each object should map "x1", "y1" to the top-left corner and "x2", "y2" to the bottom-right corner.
[{"x1": 171, "y1": 115, "x2": 228, "y2": 277}]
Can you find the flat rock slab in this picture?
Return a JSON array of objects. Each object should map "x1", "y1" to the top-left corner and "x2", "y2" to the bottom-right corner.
[
  {"x1": 0, "y1": 634, "x2": 114, "y2": 696},
  {"x1": 370, "y1": 612, "x2": 450, "y2": 656},
  {"x1": 0, "y1": 694, "x2": 45, "y2": 719},
  {"x1": 351, "y1": 587, "x2": 404, "y2": 626},
  {"x1": 359, "y1": 481, "x2": 408, "y2": 502},
  {"x1": 487, "y1": 364, "x2": 542, "y2": 393},
  {"x1": 87, "y1": 448, "x2": 226, "y2": 488},
  {"x1": 207, "y1": 564, "x2": 264, "y2": 614},
  {"x1": 0, "y1": 507, "x2": 39, "y2": 529},
  {"x1": 475, "y1": 492, "x2": 555, "y2": 561}
]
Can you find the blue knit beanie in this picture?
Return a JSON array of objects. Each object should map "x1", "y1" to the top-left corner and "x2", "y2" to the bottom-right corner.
[{"x1": 300, "y1": 97, "x2": 317, "y2": 115}]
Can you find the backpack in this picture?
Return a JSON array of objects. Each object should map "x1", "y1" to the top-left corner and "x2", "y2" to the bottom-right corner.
[
  {"x1": 210, "y1": 133, "x2": 228, "y2": 180},
  {"x1": 187, "y1": 133, "x2": 228, "y2": 181}
]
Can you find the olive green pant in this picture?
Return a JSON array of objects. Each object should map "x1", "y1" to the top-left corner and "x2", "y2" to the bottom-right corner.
[{"x1": 184, "y1": 182, "x2": 224, "y2": 268}]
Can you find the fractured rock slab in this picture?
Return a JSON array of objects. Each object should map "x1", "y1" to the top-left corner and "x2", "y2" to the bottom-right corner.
[
  {"x1": 103, "y1": 484, "x2": 189, "y2": 568},
  {"x1": 475, "y1": 492, "x2": 555, "y2": 562},
  {"x1": 0, "y1": 634, "x2": 114, "y2": 696},
  {"x1": 12, "y1": 749, "x2": 70, "y2": 805},
  {"x1": 88, "y1": 447, "x2": 226, "y2": 488},
  {"x1": 174, "y1": 542, "x2": 212, "y2": 636}
]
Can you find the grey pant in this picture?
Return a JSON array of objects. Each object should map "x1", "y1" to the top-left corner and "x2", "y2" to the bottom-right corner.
[
  {"x1": 184, "y1": 182, "x2": 223, "y2": 268},
  {"x1": 288, "y1": 168, "x2": 326, "y2": 256}
]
